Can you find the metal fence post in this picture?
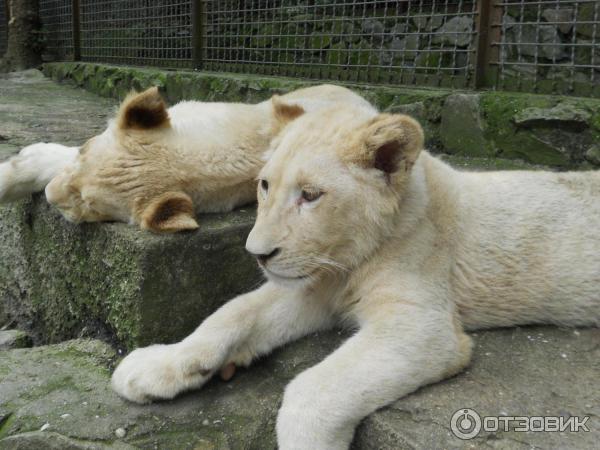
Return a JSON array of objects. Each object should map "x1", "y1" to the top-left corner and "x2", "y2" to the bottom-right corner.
[
  {"x1": 192, "y1": 0, "x2": 203, "y2": 70},
  {"x1": 72, "y1": 0, "x2": 81, "y2": 61},
  {"x1": 474, "y1": 0, "x2": 502, "y2": 89}
]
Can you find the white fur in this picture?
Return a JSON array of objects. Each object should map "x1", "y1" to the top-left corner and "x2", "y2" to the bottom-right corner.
[{"x1": 0, "y1": 143, "x2": 78, "y2": 203}]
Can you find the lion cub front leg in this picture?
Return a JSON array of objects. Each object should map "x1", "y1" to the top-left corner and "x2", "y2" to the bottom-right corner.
[
  {"x1": 111, "y1": 282, "x2": 334, "y2": 403},
  {"x1": 277, "y1": 296, "x2": 472, "y2": 450}
]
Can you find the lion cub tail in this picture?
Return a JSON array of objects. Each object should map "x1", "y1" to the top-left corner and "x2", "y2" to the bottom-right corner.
[{"x1": 0, "y1": 142, "x2": 79, "y2": 203}]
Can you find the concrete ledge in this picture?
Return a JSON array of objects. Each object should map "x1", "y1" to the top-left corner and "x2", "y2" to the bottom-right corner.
[{"x1": 0, "y1": 196, "x2": 260, "y2": 349}]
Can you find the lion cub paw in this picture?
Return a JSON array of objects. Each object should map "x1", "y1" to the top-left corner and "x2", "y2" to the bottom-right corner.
[{"x1": 111, "y1": 344, "x2": 212, "y2": 404}]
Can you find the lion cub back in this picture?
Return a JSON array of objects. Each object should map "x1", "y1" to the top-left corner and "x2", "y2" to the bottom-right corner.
[{"x1": 451, "y1": 168, "x2": 600, "y2": 330}]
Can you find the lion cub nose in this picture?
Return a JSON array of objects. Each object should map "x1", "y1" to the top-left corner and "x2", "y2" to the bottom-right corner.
[{"x1": 249, "y1": 248, "x2": 281, "y2": 265}]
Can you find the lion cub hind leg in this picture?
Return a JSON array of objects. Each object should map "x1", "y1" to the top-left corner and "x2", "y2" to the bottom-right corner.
[
  {"x1": 0, "y1": 142, "x2": 78, "y2": 203},
  {"x1": 276, "y1": 294, "x2": 471, "y2": 450}
]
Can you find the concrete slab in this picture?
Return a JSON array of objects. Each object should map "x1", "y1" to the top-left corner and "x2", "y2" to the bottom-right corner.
[
  {"x1": 0, "y1": 196, "x2": 260, "y2": 349},
  {"x1": 0, "y1": 70, "x2": 116, "y2": 161},
  {"x1": 1, "y1": 326, "x2": 597, "y2": 449}
]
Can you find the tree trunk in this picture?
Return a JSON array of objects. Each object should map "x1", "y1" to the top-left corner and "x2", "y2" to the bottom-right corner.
[{"x1": 0, "y1": 0, "x2": 41, "y2": 72}]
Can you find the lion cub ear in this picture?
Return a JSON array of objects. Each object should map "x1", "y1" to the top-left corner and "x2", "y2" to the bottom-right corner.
[
  {"x1": 355, "y1": 114, "x2": 424, "y2": 174},
  {"x1": 271, "y1": 95, "x2": 305, "y2": 133},
  {"x1": 117, "y1": 87, "x2": 170, "y2": 130},
  {"x1": 140, "y1": 192, "x2": 199, "y2": 233}
]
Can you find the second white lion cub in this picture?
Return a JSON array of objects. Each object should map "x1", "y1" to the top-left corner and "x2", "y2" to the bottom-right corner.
[
  {"x1": 0, "y1": 85, "x2": 372, "y2": 232},
  {"x1": 111, "y1": 101, "x2": 599, "y2": 448}
]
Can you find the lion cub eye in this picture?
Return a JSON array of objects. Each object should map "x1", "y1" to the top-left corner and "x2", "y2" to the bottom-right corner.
[
  {"x1": 260, "y1": 179, "x2": 269, "y2": 192},
  {"x1": 301, "y1": 189, "x2": 324, "y2": 203}
]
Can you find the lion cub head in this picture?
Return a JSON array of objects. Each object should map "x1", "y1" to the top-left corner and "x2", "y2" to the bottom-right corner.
[
  {"x1": 45, "y1": 88, "x2": 198, "y2": 232},
  {"x1": 246, "y1": 100, "x2": 424, "y2": 285}
]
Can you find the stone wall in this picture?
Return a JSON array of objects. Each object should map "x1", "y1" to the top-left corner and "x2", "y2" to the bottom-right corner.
[
  {"x1": 43, "y1": 62, "x2": 600, "y2": 169},
  {"x1": 498, "y1": 3, "x2": 600, "y2": 96},
  {"x1": 205, "y1": 2, "x2": 477, "y2": 77}
]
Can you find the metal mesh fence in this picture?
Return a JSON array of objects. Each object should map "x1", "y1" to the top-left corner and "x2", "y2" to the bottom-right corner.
[
  {"x1": 39, "y1": 0, "x2": 74, "y2": 61},
  {"x1": 204, "y1": 1, "x2": 478, "y2": 88},
  {"x1": 28, "y1": 0, "x2": 600, "y2": 96},
  {"x1": 0, "y1": 0, "x2": 7, "y2": 57},
  {"x1": 80, "y1": 0, "x2": 192, "y2": 68},
  {"x1": 494, "y1": 0, "x2": 600, "y2": 97}
]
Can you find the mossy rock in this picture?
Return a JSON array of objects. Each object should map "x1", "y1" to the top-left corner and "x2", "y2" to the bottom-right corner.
[
  {"x1": 480, "y1": 92, "x2": 564, "y2": 166},
  {"x1": 0, "y1": 196, "x2": 261, "y2": 350},
  {"x1": 307, "y1": 33, "x2": 333, "y2": 51},
  {"x1": 440, "y1": 94, "x2": 494, "y2": 157},
  {"x1": 577, "y1": 4, "x2": 598, "y2": 38}
]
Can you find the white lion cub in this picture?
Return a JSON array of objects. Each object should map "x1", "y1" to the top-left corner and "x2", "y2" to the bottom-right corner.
[
  {"x1": 112, "y1": 101, "x2": 599, "y2": 449},
  {"x1": 0, "y1": 85, "x2": 371, "y2": 232}
]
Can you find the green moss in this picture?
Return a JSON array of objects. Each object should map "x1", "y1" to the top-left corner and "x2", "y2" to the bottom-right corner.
[
  {"x1": 479, "y1": 92, "x2": 570, "y2": 166},
  {"x1": 0, "y1": 413, "x2": 16, "y2": 440},
  {"x1": 308, "y1": 33, "x2": 332, "y2": 50},
  {"x1": 590, "y1": 112, "x2": 600, "y2": 141}
]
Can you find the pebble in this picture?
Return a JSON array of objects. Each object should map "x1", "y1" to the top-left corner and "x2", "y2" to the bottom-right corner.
[
  {"x1": 202, "y1": 419, "x2": 209, "y2": 426},
  {"x1": 115, "y1": 427, "x2": 127, "y2": 438},
  {"x1": 60, "y1": 413, "x2": 71, "y2": 419},
  {"x1": 40, "y1": 423, "x2": 50, "y2": 431}
]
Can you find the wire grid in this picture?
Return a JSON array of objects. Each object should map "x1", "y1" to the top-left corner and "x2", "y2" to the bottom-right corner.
[
  {"x1": 39, "y1": 0, "x2": 74, "y2": 61},
  {"x1": 495, "y1": 0, "x2": 600, "y2": 96},
  {"x1": 80, "y1": 0, "x2": 193, "y2": 68},
  {"x1": 203, "y1": 0, "x2": 478, "y2": 88},
  {"x1": 0, "y1": 0, "x2": 8, "y2": 57}
]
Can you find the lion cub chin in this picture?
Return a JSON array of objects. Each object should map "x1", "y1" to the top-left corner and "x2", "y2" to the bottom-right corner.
[{"x1": 111, "y1": 102, "x2": 599, "y2": 449}]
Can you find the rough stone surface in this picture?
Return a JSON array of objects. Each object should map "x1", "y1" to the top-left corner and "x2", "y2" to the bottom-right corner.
[
  {"x1": 577, "y1": 4, "x2": 599, "y2": 38},
  {"x1": 440, "y1": 94, "x2": 492, "y2": 157},
  {"x1": 389, "y1": 35, "x2": 419, "y2": 59},
  {"x1": 585, "y1": 145, "x2": 600, "y2": 165},
  {"x1": 514, "y1": 103, "x2": 592, "y2": 131},
  {"x1": 542, "y1": 8, "x2": 574, "y2": 34},
  {"x1": 480, "y1": 92, "x2": 600, "y2": 167},
  {"x1": 0, "y1": 330, "x2": 31, "y2": 350},
  {"x1": 0, "y1": 196, "x2": 260, "y2": 350},
  {"x1": 505, "y1": 23, "x2": 566, "y2": 61},
  {"x1": 0, "y1": 70, "x2": 116, "y2": 161},
  {"x1": 431, "y1": 16, "x2": 473, "y2": 47},
  {"x1": 1, "y1": 326, "x2": 598, "y2": 449}
]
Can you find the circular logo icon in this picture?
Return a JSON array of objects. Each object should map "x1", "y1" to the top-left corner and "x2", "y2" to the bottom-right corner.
[{"x1": 450, "y1": 408, "x2": 482, "y2": 440}]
